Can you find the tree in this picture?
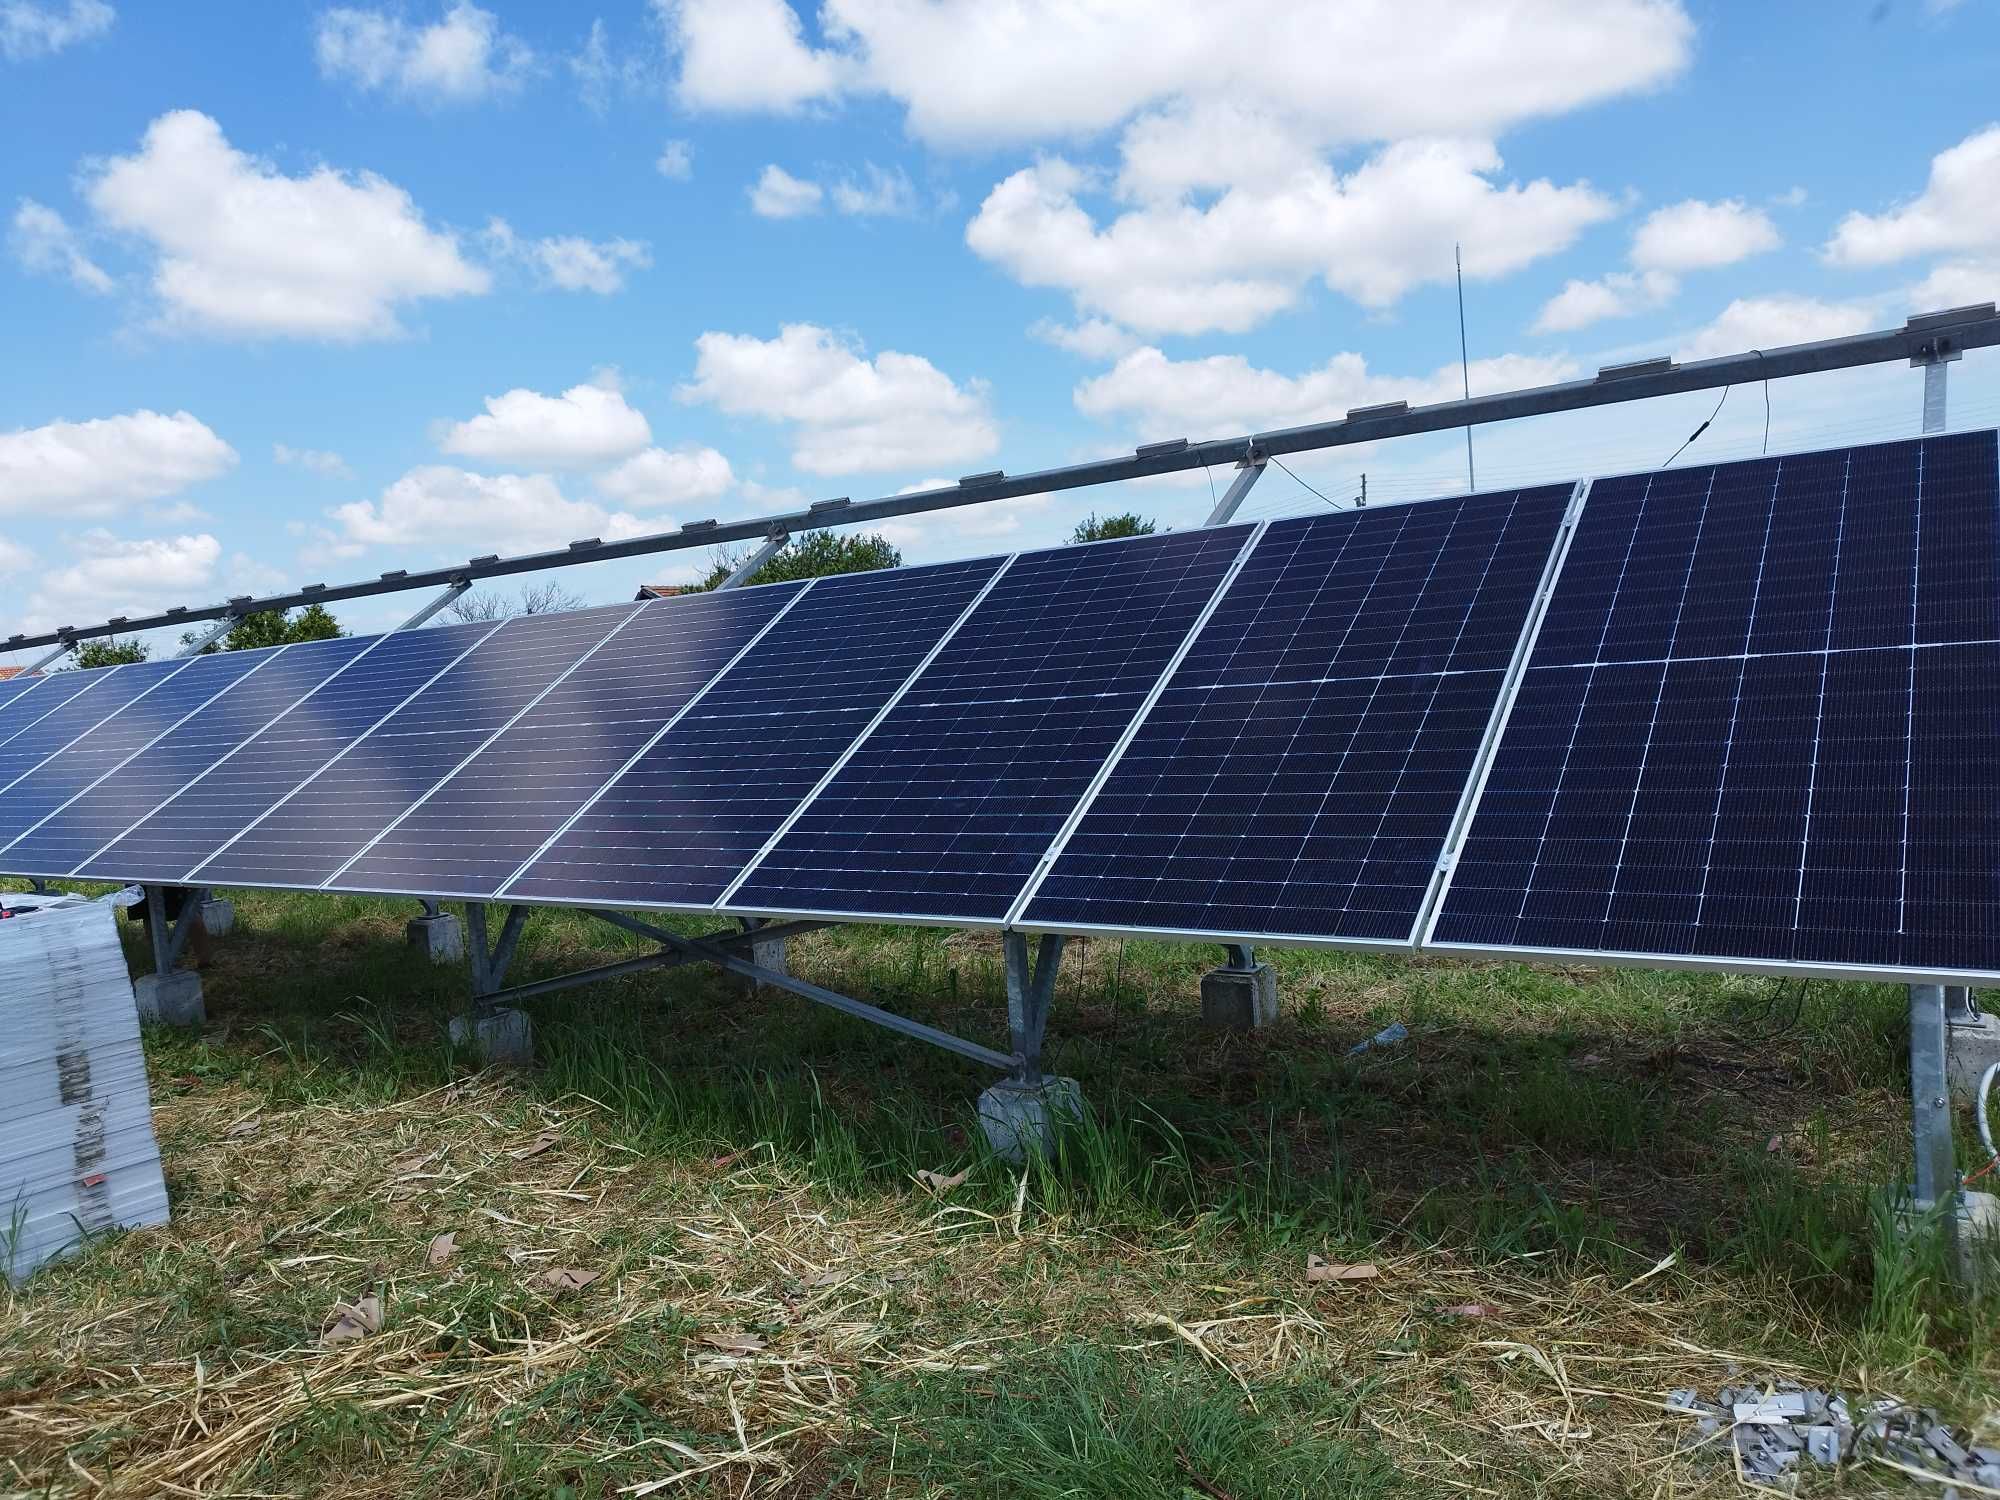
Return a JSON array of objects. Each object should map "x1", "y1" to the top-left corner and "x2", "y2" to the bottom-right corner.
[
  {"x1": 685, "y1": 531, "x2": 902, "y2": 591},
  {"x1": 181, "y1": 604, "x2": 346, "y2": 654},
  {"x1": 70, "y1": 636, "x2": 149, "y2": 668},
  {"x1": 1070, "y1": 512, "x2": 1157, "y2": 544},
  {"x1": 444, "y1": 581, "x2": 588, "y2": 624}
]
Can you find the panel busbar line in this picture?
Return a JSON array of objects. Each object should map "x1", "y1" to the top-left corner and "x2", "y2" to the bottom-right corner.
[
  {"x1": 1017, "y1": 487, "x2": 1574, "y2": 945},
  {"x1": 69, "y1": 629, "x2": 480, "y2": 884},
  {"x1": 330, "y1": 583, "x2": 808, "y2": 899},
  {"x1": 1427, "y1": 429, "x2": 2000, "y2": 982},
  {"x1": 0, "y1": 648, "x2": 273, "y2": 854},
  {"x1": 726, "y1": 525, "x2": 1257, "y2": 925},
  {"x1": 188, "y1": 604, "x2": 638, "y2": 890},
  {"x1": 503, "y1": 557, "x2": 1007, "y2": 908},
  {"x1": 3, "y1": 637, "x2": 376, "y2": 879}
]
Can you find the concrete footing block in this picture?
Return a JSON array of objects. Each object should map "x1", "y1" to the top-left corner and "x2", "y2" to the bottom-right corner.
[
  {"x1": 730, "y1": 934, "x2": 789, "y2": 994},
  {"x1": 135, "y1": 970, "x2": 205, "y2": 1027},
  {"x1": 199, "y1": 898, "x2": 235, "y2": 937},
  {"x1": 977, "y1": 1076, "x2": 1086, "y2": 1163},
  {"x1": 407, "y1": 912, "x2": 465, "y2": 964},
  {"x1": 1949, "y1": 1011, "x2": 2000, "y2": 1104},
  {"x1": 1199, "y1": 963, "x2": 1278, "y2": 1029},
  {"x1": 449, "y1": 1007, "x2": 533, "y2": 1066}
]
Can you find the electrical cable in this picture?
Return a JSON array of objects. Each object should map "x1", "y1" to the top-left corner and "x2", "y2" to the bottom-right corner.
[
  {"x1": 1662, "y1": 385, "x2": 1731, "y2": 468},
  {"x1": 1964, "y1": 1061, "x2": 2000, "y2": 1186},
  {"x1": 1271, "y1": 454, "x2": 1339, "y2": 507}
]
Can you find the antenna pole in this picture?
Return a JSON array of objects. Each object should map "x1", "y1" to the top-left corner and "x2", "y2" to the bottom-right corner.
[{"x1": 1456, "y1": 243, "x2": 1476, "y2": 492}]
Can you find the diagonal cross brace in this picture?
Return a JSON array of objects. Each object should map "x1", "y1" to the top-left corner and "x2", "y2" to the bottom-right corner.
[{"x1": 146, "y1": 883, "x2": 210, "y2": 974}]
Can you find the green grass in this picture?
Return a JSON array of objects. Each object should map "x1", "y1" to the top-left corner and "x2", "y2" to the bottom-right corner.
[{"x1": 1, "y1": 880, "x2": 1994, "y2": 1497}]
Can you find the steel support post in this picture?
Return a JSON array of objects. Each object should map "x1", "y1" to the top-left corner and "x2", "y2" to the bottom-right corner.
[
  {"x1": 176, "y1": 613, "x2": 240, "y2": 656},
  {"x1": 25, "y1": 639, "x2": 75, "y2": 672},
  {"x1": 135, "y1": 884, "x2": 208, "y2": 1025},
  {"x1": 718, "y1": 530, "x2": 789, "y2": 590},
  {"x1": 455, "y1": 901, "x2": 533, "y2": 1063},
  {"x1": 1911, "y1": 984, "x2": 1957, "y2": 1211},
  {"x1": 394, "y1": 579, "x2": 472, "y2": 632},
  {"x1": 1203, "y1": 454, "x2": 1268, "y2": 526},
  {"x1": 1003, "y1": 932, "x2": 1066, "y2": 1085}
]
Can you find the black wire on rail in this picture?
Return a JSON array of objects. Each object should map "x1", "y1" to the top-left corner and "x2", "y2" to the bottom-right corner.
[
  {"x1": 1271, "y1": 454, "x2": 1340, "y2": 508},
  {"x1": 1661, "y1": 384, "x2": 1732, "y2": 467}
]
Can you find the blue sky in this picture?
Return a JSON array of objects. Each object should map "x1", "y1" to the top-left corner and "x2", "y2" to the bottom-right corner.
[{"x1": 2, "y1": 0, "x2": 1997, "y2": 659}]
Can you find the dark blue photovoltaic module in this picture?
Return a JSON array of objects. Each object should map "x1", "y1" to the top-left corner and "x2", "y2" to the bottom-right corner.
[
  {"x1": 1430, "y1": 430, "x2": 2000, "y2": 977},
  {"x1": 1022, "y1": 487, "x2": 1572, "y2": 942}
]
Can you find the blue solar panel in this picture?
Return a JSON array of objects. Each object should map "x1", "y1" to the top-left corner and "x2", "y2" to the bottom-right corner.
[
  {"x1": 0, "y1": 648, "x2": 271, "y2": 855},
  {"x1": 73, "y1": 628, "x2": 485, "y2": 884},
  {"x1": 1023, "y1": 487, "x2": 1572, "y2": 943},
  {"x1": 0, "y1": 661, "x2": 186, "y2": 791},
  {"x1": 0, "y1": 675, "x2": 46, "y2": 735},
  {"x1": 188, "y1": 605, "x2": 635, "y2": 889},
  {"x1": 331, "y1": 585, "x2": 806, "y2": 898},
  {"x1": 727, "y1": 526, "x2": 1255, "y2": 923},
  {"x1": 8, "y1": 637, "x2": 376, "y2": 879},
  {"x1": 504, "y1": 557, "x2": 1005, "y2": 908},
  {"x1": 1429, "y1": 430, "x2": 2000, "y2": 978}
]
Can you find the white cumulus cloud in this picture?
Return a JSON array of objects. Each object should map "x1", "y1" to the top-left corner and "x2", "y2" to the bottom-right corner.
[
  {"x1": 273, "y1": 443, "x2": 353, "y2": 479},
  {"x1": 0, "y1": 536, "x2": 32, "y2": 575},
  {"x1": 1825, "y1": 125, "x2": 2000, "y2": 267},
  {"x1": 1675, "y1": 295, "x2": 1878, "y2": 362},
  {"x1": 663, "y1": 0, "x2": 847, "y2": 113},
  {"x1": 1074, "y1": 346, "x2": 1580, "y2": 440},
  {"x1": 83, "y1": 110, "x2": 489, "y2": 340},
  {"x1": 1533, "y1": 270, "x2": 1676, "y2": 334},
  {"x1": 1630, "y1": 198, "x2": 1781, "y2": 273},
  {"x1": 748, "y1": 164, "x2": 824, "y2": 218},
  {"x1": 438, "y1": 379, "x2": 653, "y2": 469},
  {"x1": 968, "y1": 141, "x2": 1615, "y2": 333},
  {"x1": 656, "y1": 138, "x2": 693, "y2": 180},
  {"x1": 830, "y1": 162, "x2": 917, "y2": 216},
  {"x1": 9, "y1": 197, "x2": 111, "y2": 292},
  {"x1": 315, "y1": 2, "x2": 533, "y2": 103},
  {"x1": 678, "y1": 323, "x2": 998, "y2": 476},
  {"x1": 23, "y1": 530, "x2": 223, "y2": 633},
  {"x1": 484, "y1": 218, "x2": 650, "y2": 293},
  {"x1": 596, "y1": 445, "x2": 735, "y2": 508},
  {"x1": 0, "y1": 0, "x2": 112, "y2": 60},
  {"x1": 0, "y1": 409, "x2": 237, "y2": 516},
  {"x1": 327, "y1": 466, "x2": 652, "y2": 557},
  {"x1": 1029, "y1": 317, "x2": 1142, "y2": 360}
]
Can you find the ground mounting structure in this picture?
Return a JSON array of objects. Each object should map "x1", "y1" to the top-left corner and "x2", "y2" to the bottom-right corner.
[{"x1": 2, "y1": 305, "x2": 1997, "y2": 1198}]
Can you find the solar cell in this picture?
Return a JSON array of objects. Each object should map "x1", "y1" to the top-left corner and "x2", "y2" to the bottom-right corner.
[
  {"x1": 7, "y1": 637, "x2": 377, "y2": 879},
  {"x1": 504, "y1": 557, "x2": 1005, "y2": 908},
  {"x1": 71, "y1": 629, "x2": 488, "y2": 884},
  {"x1": 1021, "y1": 486, "x2": 1573, "y2": 944},
  {"x1": 725, "y1": 526, "x2": 1256, "y2": 924},
  {"x1": 331, "y1": 584, "x2": 807, "y2": 898},
  {"x1": 189, "y1": 605, "x2": 636, "y2": 889},
  {"x1": 0, "y1": 675, "x2": 46, "y2": 735},
  {"x1": 1428, "y1": 429, "x2": 2000, "y2": 980},
  {"x1": 0, "y1": 648, "x2": 272, "y2": 854}
]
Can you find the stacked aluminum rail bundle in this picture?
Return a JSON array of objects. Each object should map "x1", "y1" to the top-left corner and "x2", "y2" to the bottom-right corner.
[{"x1": 0, "y1": 893, "x2": 168, "y2": 1281}]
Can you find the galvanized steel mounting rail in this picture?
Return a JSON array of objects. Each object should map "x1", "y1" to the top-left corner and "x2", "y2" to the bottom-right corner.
[{"x1": 7, "y1": 304, "x2": 1995, "y2": 654}]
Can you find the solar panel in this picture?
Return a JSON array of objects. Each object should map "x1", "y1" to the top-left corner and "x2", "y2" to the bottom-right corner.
[
  {"x1": 187, "y1": 605, "x2": 637, "y2": 890},
  {"x1": 0, "y1": 648, "x2": 271, "y2": 853},
  {"x1": 1428, "y1": 430, "x2": 2000, "y2": 980},
  {"x1": 6, "y1": 637, "x2": 378, "y2": 880},
  {"x1": 504, "y1": 557, "x2": 1005, "y2": 908},
  {"x1": 330, "y1": 584, "x2": 807, "y2": 898},
  {"x1": 69, "y1": 629, "x2": 487, "y2": 885},
  {"x1": 0, "y1": 661, "x2": 188, "y2": 792},
  {"x1": 0, "y1": 667, "x2": 126, "y2": 753},
  {"x1": 1020, "y1": 486, "x2": 1573, "y2": 944},
  {"x1": 725, "y1": 526, "x2": 1256, "y2": 924},
  {"x1": 0, "y1": 675, "x2": 46, "y2": 733}
]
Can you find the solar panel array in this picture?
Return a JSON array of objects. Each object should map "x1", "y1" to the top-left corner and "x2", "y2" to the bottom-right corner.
[{"x1": 2, "y1": 427, "x2": 1997, "y2": 984}]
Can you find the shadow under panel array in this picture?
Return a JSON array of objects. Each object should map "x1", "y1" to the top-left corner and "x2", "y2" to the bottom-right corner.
[
  {"x1": 1429, "y1": 430, "x2": 2000, "y2": 981},
  {"x1": 1022, "y1": 485, "x2": 1572, "y2": 945},
  {"x1": 726, "y1": 526, "x2": 1256, "y2": 924}
]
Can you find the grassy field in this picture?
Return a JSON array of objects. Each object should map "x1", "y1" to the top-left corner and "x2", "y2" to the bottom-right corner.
[{"x1": 1, "y1": 881, "x2": 1994, "y2": 1497}]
